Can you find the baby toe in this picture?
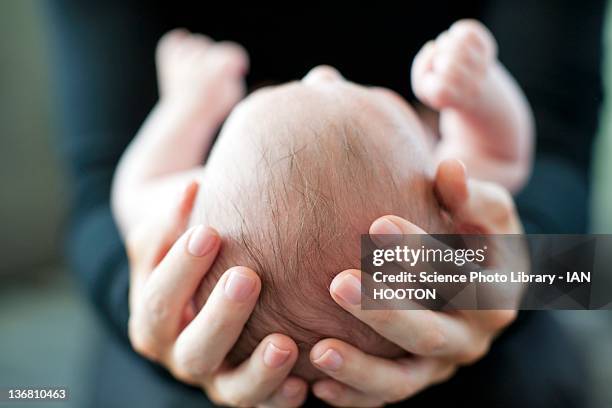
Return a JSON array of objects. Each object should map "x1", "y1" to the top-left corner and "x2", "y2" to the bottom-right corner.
[
  {"x1": 206, "y1": 41, "x2": 250, "y2": 76},
  {"x1": 189, "y1": 34, "x2": 213, "y2": 55},
  {"x1": 156, "y1": 28, "x2": 190, "y2": 60},
  {"x1": 449, "y1": 19, "x2": 497, "y2": 60}
]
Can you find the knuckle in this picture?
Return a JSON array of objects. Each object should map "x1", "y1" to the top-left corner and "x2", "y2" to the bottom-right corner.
[
  {"x1": 370, "y1": 309, "x2": 396, "y2": 328},
  {"x1": 128, "y1": 319, "x2": 159, "y2": 361},
  {"x1": 385, "y1": 381, "x2": 415, "y2": 403},
  {"x1": 128, "y1": 327, "x2": 160, "y2": 361},
  {"x1": 205, "y1": 389, "x2": 227, "y2": 407},
  {"x1": 460, "y1": 339, "x2": 491, "y2": 364},
  {"x1": 436, "y1": 365, "x2": 458, "y2": 384},
  {"x1": 142, "y1": 288, "x2": 170, "y2": 324},
  {"x1": 172, "y1": 370, "x2": 197, "y2": 386},
  {"x1": 223, "y1": 392, "x2": 254, "y2": 408},
  {"x1": 491, "y1": 309, "x2": 518, "y2": 330},
  {"x1": 416, "y1": 318, "x2": 447, "y2": 355},
  {"x1": 173, "y1": 343, "x2": 214, "y2": 379}
]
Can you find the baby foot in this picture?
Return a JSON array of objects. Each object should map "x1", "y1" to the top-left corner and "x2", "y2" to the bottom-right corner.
[
  {"x1": 155, "y1": 29, "x2": 249, "y2": 124},
  {"x1": 411, "y1": 20, "x2": 497, "y2": 111}
]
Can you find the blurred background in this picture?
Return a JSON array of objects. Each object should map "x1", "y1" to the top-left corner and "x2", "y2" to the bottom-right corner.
[
  {"x1": 1, "y1": 1, "x2": 612, "y2": 407},
  {"x1": 0, "y1": 1, "x2": 101, "y2": 406}
]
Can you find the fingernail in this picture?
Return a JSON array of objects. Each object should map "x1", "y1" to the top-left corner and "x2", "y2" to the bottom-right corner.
[
  {"x1": 281, "y1": 381, "x2": 302, "y2": 398},
  {"x1": 224, "y1": 268, "x2": 256, "y2": 302},
  {"x1": 187, "y1": 225, "x2": 218, "y2": 257},
  {"x1": 370, "y1": 217, "x2": 403, "y2": 247},
  {"x1": 371, "y1": 217, "x2": 402, "y2": 235},
  {"x1": 331, "y1": 274, "x2": 362, "y2": 306},
  {"x1": 312, "y1": 349, "x2": 343, "y2": 371},
  {"x1": 263, "y1": 342, "x2": 291, "y2": 368}
]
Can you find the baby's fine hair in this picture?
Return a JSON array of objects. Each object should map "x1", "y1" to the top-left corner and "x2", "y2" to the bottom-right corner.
[{"x1": 193, "y1": 89, "x2": 451, "y2": 377}]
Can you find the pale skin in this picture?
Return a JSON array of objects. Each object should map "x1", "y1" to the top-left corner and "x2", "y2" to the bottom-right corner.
[
  {"x1": 113, "y1": 20, "x2": 533, "y2": 237},
  {"x1": 125, "y1": 162, "x2": 521, "y2": 407},
  {"x1": 115, "y1": 31, "x2": 309, "y2": 407},
  {"x1": 411, "y1": 19, "x2": 534, "y2": 193},
  {"x1": 114, "y1": 19, "x2": 529, "y2": 407},
  {"x1": 126, "y1": 182, "x2": 308, "y2": 407},
  {"x1": 309, "y1": 160, "x2": 521, "y2": 406}
]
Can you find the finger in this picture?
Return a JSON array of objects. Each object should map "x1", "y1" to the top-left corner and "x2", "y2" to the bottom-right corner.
[
  {"x1": 312, "y1": 380, "x2": 383, "y2": 407},
  {"x1": 435, "y1": 160, "x2": 521, "y2": 233},
  {"x1": 369, "y1": 213, "x2": 496, "y2": 311},
  {"x1": 462, "y1": 309, "x2": 518, "y2": 335},
  {"x1": 434, "y1": 158, "x2": 469, "y2": 213},
  {"x1": 257, "y1": 377, "x2": 308, "y2": 408},
  {"x1": 165, "y1": 179, "x2": 200, "y2": 241},
  {"x1": 310, "y1": 339, "x2": 455, "y2": 403},
  {"x1": 461, "y1": 179, "x2": 521, "y2": 233},
  {"x1": 369, "y1": 214, "x2": 427, "y2": 235},
  {"x1": 210, "y1": 334, "x2": 300, "y2": 406},
  {"x1": 330, "y1": 269, "x2": 481, "y2": 358},
  {"x1": 172, "y1": 266, "x2": 260, "y2": 377},
  {"x1": 128, "y1": 180, "x2": 199, "y2": 281},
  {"x1": 368, "y1": 214, "x2": 426, "y2": 249},
  {"x1": 142, "y1": 222, "x2": 220, "y2": 318},
  {"x1": 129, "y1": 223, "x2": 221, "y2": 359},
  {"x1": 151, "y1": 179, "x2": 202, "y2": 266}
]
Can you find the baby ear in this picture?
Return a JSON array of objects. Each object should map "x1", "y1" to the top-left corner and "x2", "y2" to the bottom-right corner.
[{"x1": 434, "y1": 158, "x2": 522, "y2": 234}]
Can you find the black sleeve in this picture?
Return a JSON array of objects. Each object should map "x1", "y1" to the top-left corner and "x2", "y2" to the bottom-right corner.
[
  {"x1": 481, "y1": 0, "x2": 604, "y2": 233},
  {"x1": 45, "y1": 0, "x2": 165, "y2": 341}
]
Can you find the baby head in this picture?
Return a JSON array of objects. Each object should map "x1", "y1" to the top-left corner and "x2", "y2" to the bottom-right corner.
[{"x1": 193, "y1": 66, "x2": 453, "y2": 380}]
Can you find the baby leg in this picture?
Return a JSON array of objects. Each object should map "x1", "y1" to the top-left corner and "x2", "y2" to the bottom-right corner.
[
  {"x1": 112, "y1": 30, "x2": 248, "y2": 236},
  {"x1": 411, "y1": 20, "x2": 533, "y2": 192}
]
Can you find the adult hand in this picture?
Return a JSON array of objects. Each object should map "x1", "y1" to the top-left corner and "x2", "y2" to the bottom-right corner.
[
  {"x1": 309, "y1": 159, "x2": 520, "y2": 406},
  {"x1": 126, "y1": 181, "x2": 307, "y2": 407}
]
